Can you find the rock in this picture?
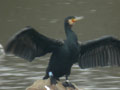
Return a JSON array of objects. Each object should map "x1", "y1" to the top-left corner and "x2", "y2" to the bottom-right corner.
[{"x1": 26, "y1": 79, "x2": 79, "y2": 90}]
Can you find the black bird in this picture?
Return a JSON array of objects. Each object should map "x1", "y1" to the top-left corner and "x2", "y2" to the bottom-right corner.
[{"x1": 5, "y1": 16, "x2": 120, "y2": 83}]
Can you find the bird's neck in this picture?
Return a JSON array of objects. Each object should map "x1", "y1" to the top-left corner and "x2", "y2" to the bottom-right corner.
[{"x1": 64, "y1": 24, "x2": 78, "y2": 45}]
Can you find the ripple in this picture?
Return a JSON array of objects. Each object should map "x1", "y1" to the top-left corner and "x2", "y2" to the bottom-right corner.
[
  {"x1": 0, "y1": 44, "x2": 5, "y2": 55},
  {"x1": 49, "y1": 19, "x2": 59, "y2": 23},
  {"x1": 89, "y1": 9, "x2": 97, "y2": 13},
  {"x1": 25, "y1": 76, "x2": 43, "y2": 80},
  {"x1": 0, "y1": 67, "x2": 14, "y2": 71}
]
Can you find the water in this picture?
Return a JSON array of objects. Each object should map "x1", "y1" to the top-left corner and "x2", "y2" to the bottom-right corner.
[{"x1": 0, "y1": 0, "x2": 120, "y2": 90}]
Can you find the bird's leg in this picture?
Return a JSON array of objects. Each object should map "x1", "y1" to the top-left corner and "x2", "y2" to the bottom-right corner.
[
  {"x1": 48, "y1": 71, "x2": 57, "y2": 85},
  {"x1": 65, "y1": 75, "x2": 69, "y2": 82},
  {"x1": 62, "y1": 75, "x2": 75, "y2": 89}
]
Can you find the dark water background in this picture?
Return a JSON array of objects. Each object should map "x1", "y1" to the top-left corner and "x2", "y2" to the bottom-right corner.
[{"x1": 0, "y1": 0, "x2": 120, "y2": 90}]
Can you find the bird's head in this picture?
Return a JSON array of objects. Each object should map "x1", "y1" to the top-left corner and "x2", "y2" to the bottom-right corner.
[{"x1": 64, "y1": 16, "x2": 84, "y2": 26}]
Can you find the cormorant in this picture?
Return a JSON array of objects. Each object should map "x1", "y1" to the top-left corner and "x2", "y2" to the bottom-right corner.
[{"x1": 5, "y1": 16, "x2": 120, "y2": 84}]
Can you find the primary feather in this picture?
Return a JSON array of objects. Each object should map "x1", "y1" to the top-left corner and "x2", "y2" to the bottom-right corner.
[
  {"x1": 5, "y1": 26, "x2": 63, "y2": 61},
  {"x1": 79, "y1": 36, "x2": 120, "y2": 68}
]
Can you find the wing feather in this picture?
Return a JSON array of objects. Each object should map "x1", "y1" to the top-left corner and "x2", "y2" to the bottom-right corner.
[
  {"x1": 79, "y1": 36, "x2": 120, "y2": 68},
  {"x1": 5, "y1": 26, "x2": 63, "y2": 61}
]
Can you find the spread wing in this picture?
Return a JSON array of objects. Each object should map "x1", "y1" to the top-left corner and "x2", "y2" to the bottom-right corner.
[
  {"x1": 79, "y1": 36, "x2": 120, "y2": 68},
  {"x1": 5, "y1": 26, "x2": 63, "y2": 61}
]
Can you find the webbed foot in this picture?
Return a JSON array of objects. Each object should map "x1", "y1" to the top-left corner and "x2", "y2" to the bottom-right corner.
[{"x1": 62, "y1": 80, "x2": 75, "y2": 89}]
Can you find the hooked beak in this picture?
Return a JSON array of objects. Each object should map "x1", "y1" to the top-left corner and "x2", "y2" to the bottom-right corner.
[
  {"x1": 73, "y1": 16, "x2": 84, "y2": 22},
  {"x1": 69, "y1": 16, "x2": 84, "y2": 25}
]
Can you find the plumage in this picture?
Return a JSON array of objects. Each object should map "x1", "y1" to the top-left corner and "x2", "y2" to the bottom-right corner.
[
  {"x1": 5, "y1": 26, "x2": 63, "y2": 61},
  {"x1": 79, "y1": 36, "x2": 120, "y2": 68},
  {"x1": 5, "y1": 16, "x2": 120, "y2": 81}
]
